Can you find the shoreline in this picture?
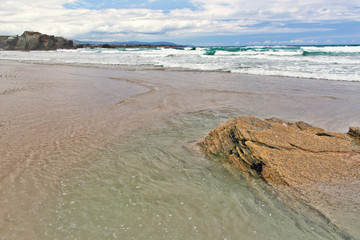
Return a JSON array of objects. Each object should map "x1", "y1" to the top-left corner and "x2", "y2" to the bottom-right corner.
[
  {"x1": 1, "y1": 60, "x2": 360, "y2": 239},
  {"x1": 1, "y1": 49, "x2": 360, "y2": 82}
]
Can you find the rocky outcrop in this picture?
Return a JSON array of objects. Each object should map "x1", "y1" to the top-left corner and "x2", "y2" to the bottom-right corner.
[
  {"x1": 201, "y1": 117, "x2": 360, "y2": 238},
  {"x1": 0, "y1": 31, "x2": 183, "y2": 50},
  {"x1": 0, "y1": 31, "x2": 74, "y2": 50},
  {"x1": 201, "y1": 117, "x2": 360, "y2": 184}
]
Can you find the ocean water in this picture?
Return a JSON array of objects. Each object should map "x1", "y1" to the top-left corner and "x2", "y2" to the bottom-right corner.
[{"x1": 1, "y1": 45, "x2": 360, "y2": 81}]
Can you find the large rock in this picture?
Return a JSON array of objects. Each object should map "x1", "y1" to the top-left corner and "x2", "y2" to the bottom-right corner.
[
  {"x1": 201, "y1": 117, "x2": 360, "y2": 238},
  {"x1": 1, "y1": 31, "x2": 74, "y2": 50}
]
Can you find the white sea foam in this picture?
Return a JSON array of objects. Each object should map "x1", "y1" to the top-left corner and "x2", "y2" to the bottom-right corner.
[
  {"x1": 1, "y1": 45, "x2": 360, "y2": 81},
  {"x1": 301, "y1": 46, "x2": 360, "y2": 53}
]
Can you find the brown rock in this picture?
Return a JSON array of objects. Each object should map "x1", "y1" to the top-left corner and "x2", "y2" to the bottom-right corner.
[
  {"x1": 1, "y1": 31, "x2": 74, "y2": 50},
  {"x1": 348, "y1": 126, "x2": 360, "y2": 141},
  {"x1": 201, "y1": 117, "x2": 360, "y2": 238}
]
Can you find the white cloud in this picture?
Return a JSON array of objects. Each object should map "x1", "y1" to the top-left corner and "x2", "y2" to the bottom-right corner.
[
  {"x1": 191, "y1": 0, "x2": 360, "y2": 21},
  {"x1": 260, "y1": 39, "x2": 318, "y2": 45},
  {"x1": 0, "y1": 0, "x2": 359, "y2": 41}
]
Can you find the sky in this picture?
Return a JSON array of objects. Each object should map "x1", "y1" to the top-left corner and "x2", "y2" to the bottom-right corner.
[{"x1": 1, "y1": 0, "x2": 360, "y2": 46}]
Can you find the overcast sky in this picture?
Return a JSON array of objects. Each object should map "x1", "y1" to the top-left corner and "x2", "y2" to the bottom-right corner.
[{"x1": 1, "y1": 0, "x2": 360, "y2": 45}]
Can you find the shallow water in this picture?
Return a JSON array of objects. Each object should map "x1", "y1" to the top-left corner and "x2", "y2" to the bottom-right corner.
[
  {"x1": 40, "y1": 111, "x2": 344, "y2": 240},
  {"x1": 1, "y1": 61, "x2": 359, "y2": 239}
]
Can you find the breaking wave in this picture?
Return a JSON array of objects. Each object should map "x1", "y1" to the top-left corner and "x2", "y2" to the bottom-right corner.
[{"x1": 1, "y1": 45, "x2": 360, "y2": 81}]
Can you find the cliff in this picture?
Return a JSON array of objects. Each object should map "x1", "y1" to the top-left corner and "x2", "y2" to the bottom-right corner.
[{"x1": 0, "y1": 31, "x2": 74, "y2": 50}]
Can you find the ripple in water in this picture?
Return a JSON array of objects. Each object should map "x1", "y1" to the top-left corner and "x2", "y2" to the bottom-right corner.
[{"x1": 42, "y1": 110, "x2": 344, "y2": 240}]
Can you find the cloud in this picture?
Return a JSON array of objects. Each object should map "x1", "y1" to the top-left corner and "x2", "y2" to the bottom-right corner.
[
  {"x1": 191, "y1": 0, "x2": 360, "y2": 21},
  {"x1": 0, "y1": 0, "x2": 359, "y2": 41},
  {"x1": 261, "y1": 39, "x2": 318, "y2": 45}
]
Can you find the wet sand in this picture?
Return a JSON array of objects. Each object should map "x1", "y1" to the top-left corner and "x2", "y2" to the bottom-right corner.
[{"x1": 0, "y1": 60, "x2": 360, "y2": 239}]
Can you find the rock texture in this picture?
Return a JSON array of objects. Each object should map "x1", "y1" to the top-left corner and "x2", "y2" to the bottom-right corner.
[
  {"x1": 0, "y1": 31, "x2": 74, "y2": 50},
  {"x1": 201, "y1": 117, "x2": 360, "y2": 238},
  {"x1": 348, "y1": 127, "x2": 360, "y2": 141}
]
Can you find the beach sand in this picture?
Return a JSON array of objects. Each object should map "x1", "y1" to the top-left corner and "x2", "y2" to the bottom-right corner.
[{"x1": 0, "y1": 60, "x2": 360, "y2": 239}]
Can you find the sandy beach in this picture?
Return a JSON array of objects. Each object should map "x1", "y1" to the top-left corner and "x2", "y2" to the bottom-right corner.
[{"x1": 1, "y1": 60, "x2": 360, "y2": 239}]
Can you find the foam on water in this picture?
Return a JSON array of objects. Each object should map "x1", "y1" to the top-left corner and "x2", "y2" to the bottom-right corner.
[
  {"x1": 302, "y1": 46, "x2": 360, "y2": 53},
  {"x1": 1, "y1": 45, "x2": 360, "y2": 81}
]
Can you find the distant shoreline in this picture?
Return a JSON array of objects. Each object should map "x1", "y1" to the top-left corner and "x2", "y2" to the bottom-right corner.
[
  {"x1": 2, "y1": 31, "x2": 359, "y2": 51},
  {"x1": 0, "y1": 31, "x2": 183, "y2": 51}
]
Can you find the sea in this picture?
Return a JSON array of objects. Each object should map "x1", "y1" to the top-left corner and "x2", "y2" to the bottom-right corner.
[{"x1": 1, "y1": 45, "x2": 360, "y2": 81}]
